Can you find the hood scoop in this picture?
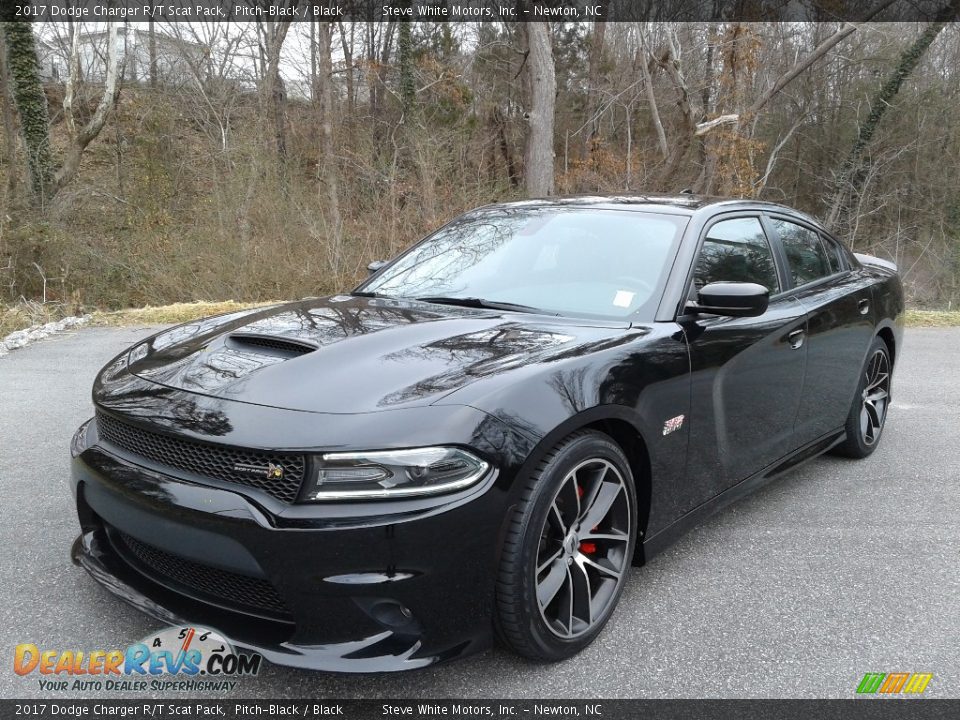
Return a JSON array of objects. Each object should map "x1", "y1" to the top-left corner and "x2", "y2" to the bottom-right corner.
[{"x1": 227, "y1": 332, "x2": 318, "y2": 356}]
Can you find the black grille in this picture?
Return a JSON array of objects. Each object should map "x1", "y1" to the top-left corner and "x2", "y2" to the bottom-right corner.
[
  {"x1": 114, "y1": 530, "x2": 291, "y2": 618},
  {"x1": 229, "y1": 333, "x2": 316, "y2": 355},
  {"x1": 96, "y1": 412, "x2": 306, "y2": 502}
]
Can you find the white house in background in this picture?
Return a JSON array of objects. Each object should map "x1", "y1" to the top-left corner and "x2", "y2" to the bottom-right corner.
[
  {"x1": 71, "y1": 26, "x2": 206, "y2": 86},
  {"x1": 35, "y1": 38, "x2": 66, "y2": 82}
]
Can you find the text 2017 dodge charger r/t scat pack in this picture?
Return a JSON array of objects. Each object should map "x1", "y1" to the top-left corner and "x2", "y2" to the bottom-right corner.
[{"x1": 70, "y1": 195, "x2": 904, "y2": 671}]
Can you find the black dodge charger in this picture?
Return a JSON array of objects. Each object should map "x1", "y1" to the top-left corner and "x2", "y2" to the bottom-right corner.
[{"x1": 70, "y1": 195, "x2": 904, "y2": 671}]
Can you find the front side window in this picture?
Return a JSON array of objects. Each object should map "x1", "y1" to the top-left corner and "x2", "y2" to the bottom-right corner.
[
  {"x1": 362, "y1": 208, "x2": 687, "y2": 319},
  {"x1": 692, "y1": 217, "x2": 780, "y2": 293},
  {"x1": 772, "y1": 218, "x2": 834, "y2": 286}
]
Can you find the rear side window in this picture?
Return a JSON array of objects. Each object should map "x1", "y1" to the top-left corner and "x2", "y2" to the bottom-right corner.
[
  {"x1": 693, "y1": 217, "x2": 780, "y2": 293},
  {"x1": 771, "y1": 218, "x2": 833, "y2": 286},
  {"x1": 820, "y1": 234, "x2": 847, "y2": 274}
]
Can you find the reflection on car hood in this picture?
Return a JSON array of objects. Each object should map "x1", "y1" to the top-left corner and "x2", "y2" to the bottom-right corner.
[{"x1": 117, "y1": 295, "x2": 634, "y2": 413}]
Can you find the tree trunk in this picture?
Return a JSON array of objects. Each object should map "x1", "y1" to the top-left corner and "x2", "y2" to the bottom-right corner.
[
  {"x1": 260, "y1": 21, "x2": 291, "y2": 167},
  {"x1": 493, "y1": 107, "x2": 519, "y2": 189},
  {"x1": 638, "y1": 37, "x2": 667, "y2": 160},
  {"x1": 582, "y1": 20, "x2": 605, "y2": 158},
  {"x1": 368, "y1": 22, "x2": 395, "y2": 123},
  {"x1": 680, "y1": 8, "x2": 896, "y2": 195},
  {"x1": 696, "y1": 23, "x2": 761, "y2": 197},
  {"x1": 827, "y1": 5, "x2": 957, "y2": 230},
  {"x1": 697, "y1": 24, "x2": 717, "y2": 176},
  {"x1": 3, "y1": 21, "x2": 121, "y2": 203},
  {"x1": 62, "y1": 23, "x2": 79, "y2": 138},
  {"x1": 523, "y1": 22, "x2": 556, "y2": 198},
  {"x1": 0, "y1": 30, "x2": 20, "y2": 195},
  {"x1": 54, "y1": 24, "x2": 121, "y2": 196},
  {"x1": 656, "y1": 31, "x2": 696, "y2": 191},
  {"x1": 367, "y1": 23, "x2": 380, "y2": 119},
  {"x1": 1, "y1": 22, "x2": 52, "y2": 199},
  {"x1": 378, "y1": 22, "x2": 394, "y2": 112},
  {"x1": 336, "y1": 21, "x2": 355, "y2": 117},
  {"x1": 148, "y1": 19, "x2": 158, "y2": 88},
  {"x1": 397, "y1": 11, "x2": 415, "y2": 116},
  {"x1": 310, "y1": 22, "x2": 317, "y2": 103},
  {"x1": 316, "y1": 22, "x2": 341, "y2": 238}
]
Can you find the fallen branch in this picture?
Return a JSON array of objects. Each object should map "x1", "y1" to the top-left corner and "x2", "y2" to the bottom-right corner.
[{"x1": 695, "y1": 114, "x2": 740, "y2": 136}]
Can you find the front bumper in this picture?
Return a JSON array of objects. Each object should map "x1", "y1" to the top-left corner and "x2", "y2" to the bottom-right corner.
[{"x1": 70, "y1": 417, "x2": 516, "y2": 672}]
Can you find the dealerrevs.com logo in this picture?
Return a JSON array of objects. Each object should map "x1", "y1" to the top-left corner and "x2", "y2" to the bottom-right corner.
[{"x1": 14, "y1": 626, "x2": 261, "y2": 692}]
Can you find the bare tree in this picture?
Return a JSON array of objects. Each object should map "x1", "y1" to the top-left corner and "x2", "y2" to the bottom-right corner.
[
  {"x1": 167, "y1": 22, "x2": 250, "y2": 153},
  {"x1": 638, "y1": 27, "x2": 667, "y2": 160},
  {"x1": 56, "y1": 24, "x2": 121, "y2": 195},
  {"x1": 646, "y1": 5, "x2": 896, "y2": 194},
  {"x1": 1, "y1": 22, "x2": 53, "y2": 199},
  {"x1": 0, "y1": 30, "x2": 20, "y2": 195},
  {"x1": 523, "y1": 21, "x2": 556, "y2": 197},
  {"x1": 656, "y1": 28, "x2": 697, "y2": 189},
  {"x1": 316, "y1": 22, "x2": 341, "y2": 237},
  {"x1": 397, "y1": 8, "x2": 415, "y2": 116},
  {"x1": 582, "y1": 20, "x2": 606, "y2": 158},
  {"x1": 336, "y1": 21, "x2": 355, "y2": 116},
  {"x1": 827, "y1": 1, "x2": 959, "y2": 230},
  {"x1": 3, "y1": 16, "x2": 960, "y2": 313},
  {"x1": 256, "y1": 19, "x2": 292, "y2": 165},
  {"x1": 2, "y1": 22, "x2": 121, "y2": 203},
  {"x1": 148, "y1": 18, "x2": 158, "y2": 88}
]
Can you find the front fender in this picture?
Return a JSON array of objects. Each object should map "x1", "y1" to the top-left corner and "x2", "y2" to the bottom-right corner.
[{"x1": 438, "y1": 322, "x2": 691, "y2": 543}]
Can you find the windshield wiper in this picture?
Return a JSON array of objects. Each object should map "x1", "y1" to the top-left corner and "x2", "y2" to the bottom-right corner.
[{"x1": 412, "y1": 296, "x2": 549, "y2": 315}]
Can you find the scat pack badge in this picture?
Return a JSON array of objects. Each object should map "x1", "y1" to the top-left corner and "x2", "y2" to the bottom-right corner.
[
  {"x1": 234, "y1": 462, "x2": 285, "y2": 480},
  {"x1": 14, "y1": 626, "x2": 261, "y2": 692},
  {"x1": 662, "y1": 414, "x2": 685, "y2": 436}
]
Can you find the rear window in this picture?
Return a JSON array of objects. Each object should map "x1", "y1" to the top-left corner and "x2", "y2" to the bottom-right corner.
[{"x1": 771, "y1": 218, "x2": 834, "y2": 286}]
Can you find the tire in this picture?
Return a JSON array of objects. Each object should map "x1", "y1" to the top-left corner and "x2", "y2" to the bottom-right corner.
[
  {"x1": 833, "y1": 336, "x2": 892, "y2": 459},
  {"x1": 495, "y1": 430, "x2": 637, "y2": 661}
]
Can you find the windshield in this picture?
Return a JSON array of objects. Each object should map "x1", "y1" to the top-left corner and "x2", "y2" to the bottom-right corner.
[{"x1": 360, "y1": 207, "x2": 687, "y2": 319}]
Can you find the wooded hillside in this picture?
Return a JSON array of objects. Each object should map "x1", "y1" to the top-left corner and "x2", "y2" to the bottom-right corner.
[{"x1": 1, "y1": 19, "x2": 959, "y2": 316}]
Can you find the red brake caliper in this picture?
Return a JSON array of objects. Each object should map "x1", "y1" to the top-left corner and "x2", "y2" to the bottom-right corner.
[{"x1": 576, "y1": 484, "x2": 597, "y2": 554}]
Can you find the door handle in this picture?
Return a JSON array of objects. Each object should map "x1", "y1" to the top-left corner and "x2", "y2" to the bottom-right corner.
[
  {"x1": 858, "y1": 298, "x2": 871, "y2": 315},
  {"x1": 787, "y1": 328, "x2": 805, "y2": 349}
]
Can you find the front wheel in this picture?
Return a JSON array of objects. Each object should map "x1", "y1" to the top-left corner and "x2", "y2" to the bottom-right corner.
[
  {"x1": 495, "y1": 430, "x2": 637, "y2": 661},
  {"x1": 833, "y1": 336, "x2": 892, "y2": 458}
]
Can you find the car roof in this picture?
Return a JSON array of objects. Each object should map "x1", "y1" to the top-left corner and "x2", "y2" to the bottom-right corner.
[{"x1": 477, "y1": 194, "x2": 827, "y2": 230}]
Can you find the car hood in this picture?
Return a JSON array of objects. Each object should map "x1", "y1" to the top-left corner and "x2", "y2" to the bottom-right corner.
[{"x1": 117, "y1": 295, "x2": 633, "y2": 414}]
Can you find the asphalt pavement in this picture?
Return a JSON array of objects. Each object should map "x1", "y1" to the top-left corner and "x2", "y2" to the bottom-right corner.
[{"x1": 1, "y1": 325, "x2": 958, "y2": 699}]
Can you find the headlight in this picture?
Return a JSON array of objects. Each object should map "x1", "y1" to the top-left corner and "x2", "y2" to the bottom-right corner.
[{"x1": 304, "y1": 447, "x2": 490, "y2": 501}]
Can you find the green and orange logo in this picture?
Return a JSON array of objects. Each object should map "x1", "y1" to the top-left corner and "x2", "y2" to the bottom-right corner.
[{"x1": 857, "y1": 672, "x2": 933, "y2": 695}]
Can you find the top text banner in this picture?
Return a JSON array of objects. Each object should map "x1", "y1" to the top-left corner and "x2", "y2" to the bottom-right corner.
[{"x1": 5, "y1": 0, "x2": 954, "y2": 22}]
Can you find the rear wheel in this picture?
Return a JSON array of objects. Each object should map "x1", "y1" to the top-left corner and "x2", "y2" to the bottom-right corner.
[
  {"x1": 833, "y1": 336, "x2": 892, "y2": 458},
  {"x1": 495, "y1": 431, "x2": 637, "y2": 661}
]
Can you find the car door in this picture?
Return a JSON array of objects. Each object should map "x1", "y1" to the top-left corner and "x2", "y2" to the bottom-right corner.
[
  {"x1": 680, "y1": 215, "x2": 808, "y2": 509},
  {"x1": 767, "y1": 216, "x2": 877, "y2": 444}
]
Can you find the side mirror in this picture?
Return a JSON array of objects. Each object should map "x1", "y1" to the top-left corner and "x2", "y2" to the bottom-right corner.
[
  {"x1": 688, "y1": 282, "x2": 769, "y2": 318},
  {"x1": 367, "y1": 260, "x2": 387, "y2": 276}
]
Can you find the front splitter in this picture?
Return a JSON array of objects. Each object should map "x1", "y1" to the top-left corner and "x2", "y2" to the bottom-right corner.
[{"x1": 71, "y1": 530, "x2": 473, "y2": 673}]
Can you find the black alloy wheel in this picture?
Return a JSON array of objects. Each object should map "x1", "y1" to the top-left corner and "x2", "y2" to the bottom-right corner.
[
  {"x1": 834, "y1": 336, "x2": 892, "y2": 458},
  {"x1": 495, "y1": 430, "x2": 637, "y2": 661},
  {"x1": 859, "y1": 346, "x2": 891, "y2": 447}
]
